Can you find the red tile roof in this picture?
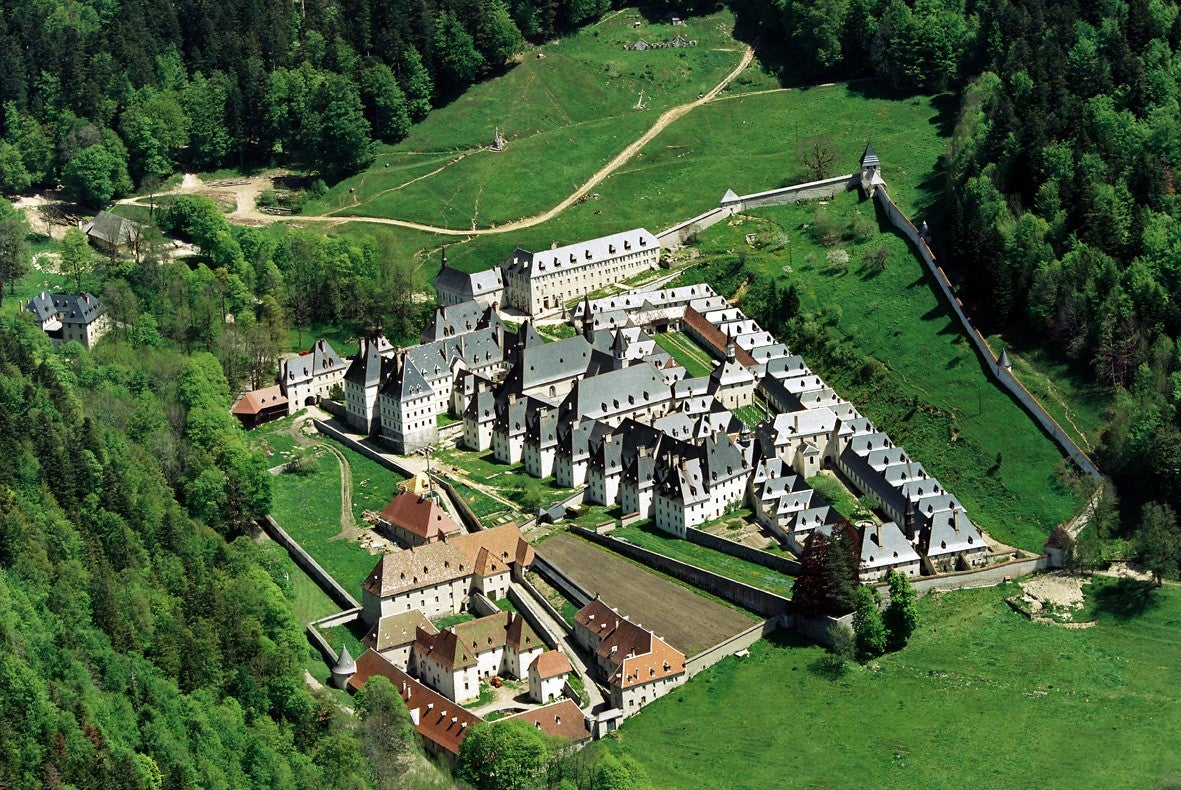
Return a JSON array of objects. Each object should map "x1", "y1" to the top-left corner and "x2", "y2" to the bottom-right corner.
[
  {"x1": 230, "y1": 384, "x2": 288, "y2": 416},
  {"x1": 378, "y1": 490, "x2": 464, "y2": 542},
  {"x1": 574, "y1": 599, "x2": 685, "y2": 690},
  {"x1": 503, "y1": 699, "x2": 590, "y2": 743},
  {"x1": 529, "y1": 650, "x2": 572, "y2": 680},
  {"x1": 348, "y1": 649, "x2": 480, "y2": 756},
  {"x1": 681, "y1": 307, "x2": 757, "y2": 367}
]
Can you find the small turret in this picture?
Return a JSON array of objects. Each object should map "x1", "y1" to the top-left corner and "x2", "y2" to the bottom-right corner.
[
  {"x1": 860, "y1": 142, "x2": 882, "y2": 197},
  {"x1": 330, "y1": 644, "x2": 356, "y2": 689},
  {"x1": 998, "y1": 348, "x2": 1012, "y2": 370}
]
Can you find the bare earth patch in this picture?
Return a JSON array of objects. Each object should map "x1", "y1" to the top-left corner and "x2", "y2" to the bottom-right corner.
[{"x1": 1016, "y1": 572, "x2": 1094, "y2": 626}]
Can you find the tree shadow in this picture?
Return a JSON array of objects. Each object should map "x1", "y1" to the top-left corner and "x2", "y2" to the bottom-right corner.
[
  {"x1": 807, "y1": 655, "x2": 853, "y2": 680},
  {"x1": 1092, "y1": 578, "x2": 1161, "y2": 621}
]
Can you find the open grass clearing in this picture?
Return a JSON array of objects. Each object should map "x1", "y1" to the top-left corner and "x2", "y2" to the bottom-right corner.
[
  {"x1": 605, "y1": 578, "x2": 1181, "y2": 788},
  {"x1": 268, "y1": 461, "x2": 381, "y2": 592},
  {"x1": 686, "y1": 190, "x2": 1086, "y2": 551},
  {"x1": 436, "y1": 447, "x2": 574, "y2": 516},
  {"x1": 653, "y1": 331, "x2": 713, "y2": 377},
  {"x1": 611, "y1": 520, "x2": 794, "y2": 597},
  {"x1": 806, "y1": 471, "x2": 869, "y2": 523},
  {"x1": 538, "y1": 532, "x2": 756, "y2": 655},
  {"x1": 306, "y1": 8, "x2": 746, "y2": 227}
]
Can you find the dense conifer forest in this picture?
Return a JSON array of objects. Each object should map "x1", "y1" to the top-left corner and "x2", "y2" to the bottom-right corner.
[{"x1": 764, "y1": 0, "x2": 1181, "y2": 562}]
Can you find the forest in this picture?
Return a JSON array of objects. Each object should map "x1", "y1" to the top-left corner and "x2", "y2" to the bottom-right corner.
[
  {"x1": 0, "y1": 0, "x2": 635, "y2": 198},
  {"x1": 759, "y1": 0, "x2": 1181, "y2": 577}
]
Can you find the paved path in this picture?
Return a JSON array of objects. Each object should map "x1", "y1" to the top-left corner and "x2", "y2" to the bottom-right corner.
[{"x1": 509, "y1": 581, "x2": 608, "y2": 713}]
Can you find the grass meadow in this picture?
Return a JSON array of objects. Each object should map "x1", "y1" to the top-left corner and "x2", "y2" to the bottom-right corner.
[
  {"x1": 306, "y1": 8, "x2": 749, "y2": 227},
  {"x1": 684, "y1": 191, "x2": 1088, "y2": 552},
  {"x1": 605, "y1": 578, "x2": 1181, "y2": 788}
]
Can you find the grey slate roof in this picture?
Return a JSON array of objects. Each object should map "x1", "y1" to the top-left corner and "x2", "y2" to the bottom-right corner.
[
  {"x1": 501, "y1": 335, "x2": 594, "y2": 395},
  {"x1": 85, "y1": 211, "x2": 143, "y2": 247},
  {"x1": 345, "y1": 337, "x2": 388, "y2": 388},
  {"x1": 860, "y1": 522, "x2": 920, "y2": 570},
  {"x1": 281, "y1": 338, "x2": 344, "y2": 385},
  {"x1": 382, "y1": 354, "x2": 432, "y2": 401},
  {"x1": 559, "y1": 362, "x2": 670, "y2": 422},
  {"x1": 421, "y1": 300, "x2": 499, "y2": 343},
  {"x1": 433, "y1": 261, "x2": 503, "y2": 301},
  {"x1": 503, "y1": 228, "x2": 657, "y2": 279},
  {"x1": 862, "y1": 142, "x2": 880, "y2": 168},
  {"x1": 26, "y1": 292, "x2": 106, "y2": 326}
]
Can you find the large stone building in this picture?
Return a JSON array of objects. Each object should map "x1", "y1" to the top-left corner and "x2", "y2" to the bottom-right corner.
[
  {"x1": 432, "y1": 249, "x2": 504, "y2": 308},
  {"x1": 278, "y1": 339, "x2": 346, "y2": 413},
  {"x1": 409, "y1": 611, "x2": 546, "y2": 704},
  {"x1": 501, "y1": 228, "x2": 660, "y2": 315},
  {"x1": 573, "y1": 599, "x2": 686, "y2": 715},
  {"x1": 25, "y1": 292, "x2": 110, "y2": 348},
  {"x1": 360, "y1": 524, "x2": 535, "y2": 624}
]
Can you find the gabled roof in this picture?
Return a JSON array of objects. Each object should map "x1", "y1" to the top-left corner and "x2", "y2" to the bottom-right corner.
[
  {"x1": 230, "y1": 385, "x2": 288, "y2": 416},
  {"x1": 860, "y1": 521, "x2": 921, "y2": 571},
  {"x1": 529, "y1": 650, "x2": 572, "y2": 680},
  {"x1": 417, "y1": 612, "x2": 542, "y2": 671},
  {"x1": 362, "y1": 524, "x2": 534, "y2": 598},
  {"x1": 84, "y1": 210, "x2": 144, "y2": 246},
  {"x1": 381, "y1": 354, "x2": 433, "y2": 402},
  {"x1": 348, "y1": 650, "x2": 480, "y2": 756},
  {"x1": 281, "y1": 338, "x2": 345, "y2": 385},
  {"x1": 26, "y1": 291, "x2": 106, "y2": 326},
  {"x1": 681, "y1": 307, "x2": 757, "y2": 367},
  {"x1": 559, "y1": 362, "x2": 670, "y2": 422},
  {"x1": 378, "y1": 490, "x2": 464, "y2": 542},
  {"x1": 363, "y1": 610, "x2": 437, "y2": 652},
  {"x1": 503, "y1": 699, "x2": 589, "y2": 744},
  {"x1": 503, "y1": 228, "x2": 658, "y2": 279},
  {"x1": 345, "y1": 336, "x2": 387, "y2": 388}
]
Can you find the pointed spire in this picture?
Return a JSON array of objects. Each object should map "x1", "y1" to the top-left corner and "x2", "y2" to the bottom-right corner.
[
  {"x1": 725, "y1": 327, "x2": 736, "y2": 361},
  {"x1": 999, "y1": 348, "x2": 1012, "y2": 370},
  {"x1": 440, "y1": 246, "x2": 448, "y2": 269},
  {"x1": 861, "y1": 141, "x2": 880, "y2": 168}
]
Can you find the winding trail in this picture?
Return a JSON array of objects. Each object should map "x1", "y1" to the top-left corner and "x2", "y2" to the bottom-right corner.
[{"x1": 119, "y1": 46, "x2": 753, "y2": 236}]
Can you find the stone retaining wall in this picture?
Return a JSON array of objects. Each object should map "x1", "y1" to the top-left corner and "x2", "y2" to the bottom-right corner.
[
  {"x1": 569, "y1": 526, "x2": 791, "y2": 618},
  {"x1": 874, "y1": 187, "x2": 1102, "y2": 482},
  {"x1": 686, "y1": 527, "x2": 800, "y2": 575},
  {"x1": 259, "y1": 515, "x2": 360, "y2": 610}
]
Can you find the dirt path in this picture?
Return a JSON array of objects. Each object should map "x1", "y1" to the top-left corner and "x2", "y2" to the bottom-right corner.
[
  {"x1": 128, "y1": 46, "x2": 753, "y2": 237},
  {"x1": 286, "y1": 416, "x2": 357, "y2": 536}
]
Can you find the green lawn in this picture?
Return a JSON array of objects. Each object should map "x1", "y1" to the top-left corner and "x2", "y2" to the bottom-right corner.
[
  {"x1": 269, "y1": 462, "x2": 381, "y2": 592},
  {"x1": 611, "y1": 520, "x2": 794, "y2": 597},
  {"x1": 807, "y1": 472, "x2": 867, "y2": 523},
  {"x1": 607, "y1": 579, "x2": 1181, "y2": 788},
  {"x1": 436, "y1": 447, "x2": 574, "y2": 516},
  {"x1": 259, "y1": 541, "x2": 341, "y2": 624},
  {"x1": 687, "y1": 190, "x2": 1086, "y2": 551},
  {"x1": 654, "y1": 331, "x2": 714, "y2": 377},
  {"x1": 305, "y1": 8, "x2": 747, "y2": 228},
  {"x1": 986, "y1": 328, "x2": 1110, "y2": 456},
  {"x1": 733, "y1": 404, "x2": 767, "y2": 428}
]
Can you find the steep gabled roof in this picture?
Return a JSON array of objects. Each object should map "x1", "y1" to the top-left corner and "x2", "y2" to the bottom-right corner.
[
  {"x1": 503, "y1": 699, "x2": 590, "y2": 743},
  {"x1": 529, "y1": 650, "x2": 572, "y2": 680},
  {"x1": 363, "y1": 610, "x2": 437, "y2": 652},
  {"x1": 230, "y1": 385, "x2": 288, "y2": 416},
  {"x1": 85, "y1": 210, "x2": 144, "y2": 246},
  {"x1": 348, "y1": 650, "x2": 480, "y2": 756},
  {"x1": 503, "y1": 228, "x2": 658, "y2": 279},
  {"x1": 378, "y1": 490, "x2": 464, "y2": 542}
]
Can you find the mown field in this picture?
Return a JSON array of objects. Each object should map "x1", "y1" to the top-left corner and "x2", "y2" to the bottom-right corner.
[
  {"x1": 606, "y1": 578, "x2": 1181, "y2": 788},
  {"x1": 538, "y1": 532, "x2": 756, "y2": 655},
  {"x1": 684, "y1": 190, "x2": 1088, "y2": 552},
  {"x1": 251, "y1": 415, "x2": 402, "y2": 592}
]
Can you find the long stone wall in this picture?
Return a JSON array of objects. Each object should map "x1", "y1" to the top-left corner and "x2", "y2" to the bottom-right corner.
[
  {"x1": 314, "y1": 418, "x2": 418, "y2": 478},
  {"x1": 685, "y1": 618, "x2": 780, "y2": 677},
  {"x1": 657, "y1": 206, "x2": 730, "y2": 249},
  {"x1": 506, "y1": 585, "x2": 565, "y2": 650},
  {"x1": 569, "y1": 526, "x2": 792, "y2": 618},
  {"x1": 686, "y1": 527, "x2": 801, "y2": 575},
  {"x1": 259, "y1": 515, "x2": 361, "y2": 610},
  {"x1": 873, "y1": 187, "x2": 1102, "y2": 482},
  {"x1": 533, "y1": 550, "x2": 595, "y2": 607},
  {"x1": 721, "y1": 173, "x2": 859, "y2": 212},
  {"x1": 900, "y1": 554, "x2": 1048, "y2": 596}
]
